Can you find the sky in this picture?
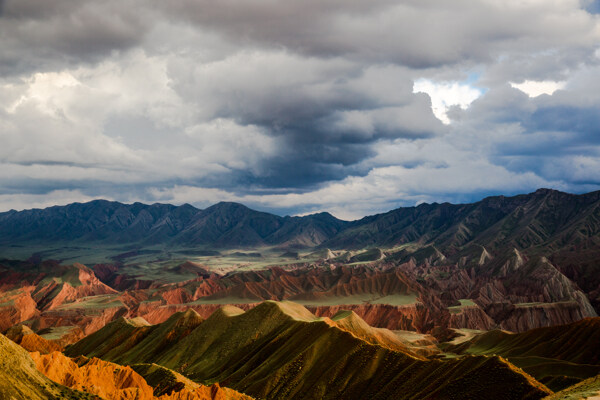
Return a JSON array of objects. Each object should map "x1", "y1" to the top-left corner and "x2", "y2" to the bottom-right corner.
[{"x1": 1, "y1": 0, "x2": 600, "y2": 220}]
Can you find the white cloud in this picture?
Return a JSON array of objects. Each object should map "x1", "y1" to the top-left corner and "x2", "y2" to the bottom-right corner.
[
  {"x1": 510, "y1": 80, "x2": 566, "y2": 97},
  {"x1": 183, "y1": 118, "x2": 278, "y2": 173},
  {"x1": 413, "y1": 79, "x2": 483, "y2": 124},
  {"x1": 6, "y1": 71, "x2": 80, "y2": 114}
]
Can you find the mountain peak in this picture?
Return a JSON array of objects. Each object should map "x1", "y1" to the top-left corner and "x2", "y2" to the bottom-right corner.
[
  {"x1": 208, "y1": 201, "x2": 251, "y2": 210},
  {"x1": 166, "y1": 308, "x2": 204, "y2": 328},
  {"x1": 212, "y1": 305, "x2": 246, "y2": 319},
  {"x1": 531, "y1": 188, "x2": 570, "y2": 199},
  {"x1": 534, "y1": 188, "x2": 560, "y2": 194},
  {"x1": 250, "y1": 300, "x2": 319, "y2": 322},
  {"x1": 128, "y1": 317, "x2": 151, "y2": 327},
  {"x1": 110, "y1": 316, "x2": 150, "y2": 329}
]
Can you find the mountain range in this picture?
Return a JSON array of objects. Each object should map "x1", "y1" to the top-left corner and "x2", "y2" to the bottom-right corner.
[
  {"x1": 2, "y1": 188, "x2": 599, "y2": 312},
  {"x1": 0, "y1": 200, "x2": 347, "y2": 248},
  {"x1": 1, "y1": 189, "x2": 599, "y2": 253}
]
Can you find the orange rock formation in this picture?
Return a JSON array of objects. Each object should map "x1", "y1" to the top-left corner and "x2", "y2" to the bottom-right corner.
[{"x1": 30, "y1": 351, "x2": 253, "y2": 400}]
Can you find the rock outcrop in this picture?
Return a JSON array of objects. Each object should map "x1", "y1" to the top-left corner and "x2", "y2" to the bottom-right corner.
[
  {"x1": 0, "y1": 288, "x2": 38, "y2": 331},
  {"x1": 5, "y1": 324, "x2": 63, "y2": 354},
  {"x1": 31, "y1": 351, "x2": 155, "y2": 400},
  {"x1": 30, "y1": 351, "x2": 254, "y2": 400}
]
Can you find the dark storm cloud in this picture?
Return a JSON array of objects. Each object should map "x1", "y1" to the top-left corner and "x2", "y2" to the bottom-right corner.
[
  {"x1": 453, "y1": 72, "x2": 600, "y2": 191},
  {"x1": 524, "y1": 106, "x2": 600, "y2": 137},
  {"x1": 164, "y1": 52, "x2": 445, "y2": 188},
  {"x1": 220, "y1": 93, "x2": 441, "y2": 188},
  {"x1": 153, "y1": 0, "x2": 600, "y2": 195},
  {"x1": 241, "y1": 99, "x2": 443, "y2": 188},
  {"x1": 234, "y1": 156, "x2": 368, "y2": 189},
  {"x1": 162, "y1": 0, "x2": 599, "y2": 68},
  {"x1": 0, "y1": 0, "x2": 150, "y2": 75}
]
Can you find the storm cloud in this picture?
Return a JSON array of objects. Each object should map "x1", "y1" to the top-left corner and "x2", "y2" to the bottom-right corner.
[{"x1": 0, "y1": 0, "x2": 599, "y2": 219}]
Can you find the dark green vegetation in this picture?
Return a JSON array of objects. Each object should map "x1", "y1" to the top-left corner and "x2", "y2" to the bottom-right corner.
[
  {"x1": 65, "y1": 301, "x2": 552, "y2": 400},
  {"x1": 445, "y1": 318, "x2": 600, "y2": 392},
  {"x1": 0, "y1": 333, "x2": 95, "y2": 400}
]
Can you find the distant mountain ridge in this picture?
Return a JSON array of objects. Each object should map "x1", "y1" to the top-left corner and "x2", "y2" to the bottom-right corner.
[
  {"x1": 0, "y1": 200, "x2": 348, "y2": 248},
  {"x1": 1, "y1": 189, "x2": 599, "y2": 253},
  {"x1": 326, "y1": 188, "x2": 600, "y2": 252}
]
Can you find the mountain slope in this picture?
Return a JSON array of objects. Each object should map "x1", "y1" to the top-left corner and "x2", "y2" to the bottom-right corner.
[
  {"x1": 31, "y1": 351, "x2": 155, "y2": 400},
  {"x1": 446, "y1": 317, "x2": 600, "y2": 391},
  {"x1": 544, "y1": 374, "x2": 600, "y2": 400},
  {"x1": 2, "y1": 189, "x2": 599, "y2": 325},
  {"x1": 2, "y1": 253, "x2": 595, "y2": 342},
  {"x1": 448, "y1": 317, "x2": 600, "y2": 365},
  {"x1": 131, "y1": 363, "x2": 254, "y2": 399},
  {"x1": 265, "y1": 212, "x2": 348, "y2": 247},
  {"x1": 65, "y1": 310, "x2": 203, "y2": 363},
  {"x1": 0, "y1": 200, "x2": 189, "y2": 244},
  {"x1": 67, "y1": 301, "x2": 552, "y2": 400},
  {"x1": 322, "y1": 189, "x2": 600, "y2": 312},
  {"x1": 0, "y1": 260, "x2": 128, "y2": 337}
]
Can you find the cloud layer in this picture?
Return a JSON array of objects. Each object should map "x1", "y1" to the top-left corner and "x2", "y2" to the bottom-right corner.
[{"x1": 1, "y1": 0, "x2": 599, "y2": 219}]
